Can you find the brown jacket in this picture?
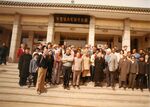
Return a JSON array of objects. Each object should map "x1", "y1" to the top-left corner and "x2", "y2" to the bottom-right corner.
[
  {"x1": 129, "y1": 61, "x2": 139, "y2": 74},
  {"x1": 119, "y1": 58, "x2": 131, "y2": 81}
]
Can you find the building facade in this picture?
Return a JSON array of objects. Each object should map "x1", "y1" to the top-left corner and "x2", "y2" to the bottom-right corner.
[{"x1": 0, "y1": 0, "x2": 150, "y2": 62}]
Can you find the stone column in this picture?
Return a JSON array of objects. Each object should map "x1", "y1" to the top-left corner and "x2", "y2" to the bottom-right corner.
[
  {"x1": 46, "y1": 14, "x2": 54, "y2": 43},
  {"x1": 28, "y1": 31, "x2": 34, "y2": 53},
  {"x1": 122, "y1": 19, "x2": 131, "y2": 51},
  {"x1": 88, "y1": 16, "x2": 95, "y2": 46},
  {"x1": 9, "y1": 14, "x2": 21, "y2": 62}
]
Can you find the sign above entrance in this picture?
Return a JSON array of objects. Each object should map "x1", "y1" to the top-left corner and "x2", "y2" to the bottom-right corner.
[{"x1": 54, "y1": 14, "x2": 90, "y2": 24}]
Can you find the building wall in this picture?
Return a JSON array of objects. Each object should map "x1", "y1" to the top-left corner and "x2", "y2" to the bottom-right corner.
[
  {"x1": 21, "y1": 15, "x2": 49, "y2": 25},
  {"x1": 0, "y1": 14, "x2": 150, "y2": 62},
  {"x1": 130, "y1": 21, "x2": 150, "y2": 31},
  {"x1": 0, "y1": 15, "x2": 14, "y2": 24},
  {"x1": 96, "y1": 19, "x2": 123, "y2": 30}
]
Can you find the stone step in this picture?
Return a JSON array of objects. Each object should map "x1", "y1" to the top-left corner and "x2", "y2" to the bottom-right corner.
[
  {"x1": 0, "y1": 87, "x2": 149, "y2": 103},
  {"x1": 0, "y1": 81, "x2": 149, "y2": 96},
  {"x1": 0, "y1": 70, "x2": 19, "y2": 74},
  {"x1": 0, "y1": 92, "x2": 148, "y2": 107},
  {"x1": 0, "y1": 101, "x2": 69, "y2": 107},
  {"x1": 0, "y1": 63, "x2": 18, "y2": 68},
  {"x1": 0, "y1": 70, "x2": 149, "y2": 96},
  {"x1": 0, "y1": 72, "x2": 148, "y2": 90},
  {"x1": 0, "y1": 73, "x2": 18, "y2": 78},
  {"x1": 0, "y1": 75, "x2": 19, "y2": 79},
  {"x1": 0, "y1": 68, "x2": 19, "y2": 72}
]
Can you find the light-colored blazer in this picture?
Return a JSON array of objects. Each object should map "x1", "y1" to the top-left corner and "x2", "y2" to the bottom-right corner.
[{"x1": 108, "y1": 53, "x2": 118, "y2": 72}]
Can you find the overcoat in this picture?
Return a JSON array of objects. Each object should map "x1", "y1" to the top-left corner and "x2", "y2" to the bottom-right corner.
[
  {"x1": 94, "y1": 57, "x2": 105, "y2": 82},
  {"x1": 119, "y1": 58, "x2": 131, "y2": 81},
  {"x1": 18, "y1": 53, "x2": 32, "y2": 78}
]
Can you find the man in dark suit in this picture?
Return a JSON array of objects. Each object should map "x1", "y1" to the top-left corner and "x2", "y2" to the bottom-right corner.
[
  {"x1": 0, "y1": 43, "x2": 8, "y2": 65},
  {"x1": 18, "y1": 48, "x2": 32, "y2": 86},
  {"x1": 137, "y1": 56, "x2": 146, "y2": 92}
]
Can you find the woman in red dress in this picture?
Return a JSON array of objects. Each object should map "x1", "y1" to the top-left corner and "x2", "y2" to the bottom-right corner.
[{"x1": 16, "y1": 43, "x2": 25, "y2": 62}]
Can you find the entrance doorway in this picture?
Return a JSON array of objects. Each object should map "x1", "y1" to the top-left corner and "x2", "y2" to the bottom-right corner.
[
  {"x1": 131, "y1": 37, "x2": 138, "y2": 51},
  {"x1": 60, "y1": 33, "x2": 87, "y2": 47},
  {"x1": 95, "y1": 35, "x2": 114, "y2": 48}
]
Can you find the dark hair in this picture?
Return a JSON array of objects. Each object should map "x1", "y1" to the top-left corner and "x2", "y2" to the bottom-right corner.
[
  {"x1": 25, "y1": 47, "x2": 30, "y2": 50},
  {"x1": 120, "y1": 50, "x2": 124, "y2": 54},
  {"x1": 35, "y1": 48, "x2": 40, "y2": 51},
  {"x1": 47, "y1": 42, "x2": 52, "y2": 45},
  {"x1": 42, "y1": 46, "x2": 48, "y2": 50}
]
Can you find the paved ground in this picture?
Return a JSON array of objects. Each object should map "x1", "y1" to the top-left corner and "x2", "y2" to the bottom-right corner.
[{"x1": 0, "y1": 63, "x2": 149, "y2": 107}]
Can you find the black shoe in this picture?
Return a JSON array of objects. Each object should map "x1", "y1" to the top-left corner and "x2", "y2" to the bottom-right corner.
[
  {"x1": 107, "y1": 84, "x2": 111, "y2": 87},
  {"x1": 63, "y1": 85, "x2": 67, "y2": 89},
  {"x1": 112, "y1": 87, "x2": 115, "y2": 90},
  {"x1": 19, "y1": 83, "x2": 26, "y2": 87},
  {"x1": 66, "y1": 86, "x2": 70, "y2": 90},
  {"x1": 99, "y1": 84, "x2": 103, "y2": 87},
  {"x1": 20, "y1": 85, "x2": 24, "y2": 87},
  {"x1": 94, "y1": 84, "x2": 98, "y2": 87},
  {"x1": 56, "y1": 83, "x2": 59, "y2": 85},
  {"x1": 84, "y1": 83, "x2": 87, "y2": 86},
  {"x1": 77, "y1": 85, "x2": 80, "y2": 89},
  {"x1": 43, "y1": 89, "x2": 47, "y2": 93},
  {"x1": 141, "y1": 89, "x2": 143, "y2": 92},
  {"x1": 37, "y1": 91, "x2": 41, "y2": 95},
  {"x1": 124, "y1": 87, "x2": 126, "y2": 90},
  {"x1": 73, "y1": 85, "x2": 76, "y2": 89}
]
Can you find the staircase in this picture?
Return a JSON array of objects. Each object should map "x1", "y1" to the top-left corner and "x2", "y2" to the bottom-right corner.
[{"x1": 0, "y1": 63, "x2": 149, "y2": 107}]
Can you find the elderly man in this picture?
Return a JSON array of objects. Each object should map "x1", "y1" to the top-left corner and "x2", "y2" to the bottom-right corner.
[
  {"x1": 119, "y1": 53, "x2": 131, "y2": 90},
  {"x1": 62, "y1": 48, "x2": 74, "y2": 90},
  {"x1": 128, "y1": 56, "x2": 138, "y2": 90},
  {"x1": 104, "y1": 48, "x2": 111, "y2": 87},
  {"x1": 108, "y1": 48, "x2": 118, "y2": 90}
]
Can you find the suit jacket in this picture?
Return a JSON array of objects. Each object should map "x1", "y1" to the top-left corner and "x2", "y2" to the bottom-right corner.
[
  {"x1": 119, "y1": 58, "x2": 131, "y2": 81},
  {"x1": 108, "y1": 53, "x2": 118, "y2": 72},
  {"x1": 129, "y1": 61, "x2": 139, "y2": 74},
  {"x1": 138, "y1": 61, "x2": 146, "y2": 74}
]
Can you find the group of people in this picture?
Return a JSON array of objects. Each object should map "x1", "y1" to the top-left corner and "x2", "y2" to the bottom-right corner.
[{"x1": 17, "y1": 43, "x2": 150, "y2": 94}]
